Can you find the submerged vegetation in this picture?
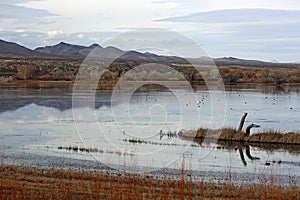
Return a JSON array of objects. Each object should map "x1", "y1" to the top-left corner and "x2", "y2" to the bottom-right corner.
[{"x1": 57, "y1": 146, "x2": 134, "y2": 156}]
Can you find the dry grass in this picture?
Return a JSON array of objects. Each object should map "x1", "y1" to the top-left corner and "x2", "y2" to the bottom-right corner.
[
  {"x1": 250, "y1": 131, "x2": 300, "y2": 145},
  {"x1": 179, "y1": 128, "x2": 300, "y2": 145},
  {"x1": 0, "y1": 165, "x2": 299, "y2": 199}
]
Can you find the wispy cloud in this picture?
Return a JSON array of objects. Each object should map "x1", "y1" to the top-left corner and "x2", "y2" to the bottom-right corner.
[
  {"x1": 158, "y1": 9, "x2": 300, "y2": 24},
  {"x1": 0, "y1": 3, "x2": 57, "y2": 21},
  {"x1": 0, "y1": 0, "x2": 46, "y2": 4},
  {"x1": 156, "y1": 8, "x2": 300, "y2": 62},
  {"x1": 0, "y1": 2, "x2": 59, "y2": 33}
]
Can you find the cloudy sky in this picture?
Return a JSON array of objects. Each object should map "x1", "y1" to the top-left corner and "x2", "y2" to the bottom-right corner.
[{"x1": 0, "y1": 0, "x2": 300, "y2": 62}]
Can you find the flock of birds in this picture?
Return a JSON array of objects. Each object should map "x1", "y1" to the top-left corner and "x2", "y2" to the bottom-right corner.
[{"x1": 131, "y1": 92, "x2": 295, "y2": 113}]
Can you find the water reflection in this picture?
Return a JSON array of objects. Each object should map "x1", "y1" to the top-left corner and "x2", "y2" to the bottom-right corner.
[
  {"x1": 1, "y1": 83, "x2": 299, "y2": 113},
  {"x1": 238, "y1": 145, "x2": 260, "y2": 166},
  {"x1": 0, "y1": 96, "x2": 112, "y2": 113},
  {"x1": 225, "y1": 83, "x2": 300, "y2": 94},
  {"x1": 192, "y1": 138, "x2": 300, "y2": 167},
  {"x1": 1, "y1": 83, "x2": 299, "y2": 132}
]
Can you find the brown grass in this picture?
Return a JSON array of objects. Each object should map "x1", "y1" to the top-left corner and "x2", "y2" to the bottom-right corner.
[
  {"x1": 0, "y1": 165, "x2": 299, "y2": 199},
  {"x1": 179, "y1": 128, "x2": 300, "y2": 145},
  {"x1": 250, "y1": 131, "x2": 300, "y2": 144}
]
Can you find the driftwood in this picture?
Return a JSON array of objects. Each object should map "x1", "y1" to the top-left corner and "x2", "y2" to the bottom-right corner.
[
  {"x1": 237, "y1": 112, "x2": 260, "y2": 136},
  {"x1": 180, "y1": 113, "x2": 299, "y2": 166},
  {"x1": 238, "y1": 112, "x2": 248, "y2": 132},
  {"x1": 236, "y1": 113, "x2": 261, "y2": 165}
]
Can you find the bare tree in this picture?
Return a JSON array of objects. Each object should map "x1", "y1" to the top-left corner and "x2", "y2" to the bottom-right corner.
[
  {"x1": 17, "y1": 65, "x2": 35, "y2": 80},
  {"x1": 270, "y1": 70, "x2": 288, "y2": 85},
  {"x1": 259, "y1": 68, "x2": 271, "y2": 83}
]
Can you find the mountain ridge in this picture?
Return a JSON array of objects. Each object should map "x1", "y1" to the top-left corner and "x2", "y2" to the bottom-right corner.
[
  {"x1": 0, "y1": 39, "x2": 299, "y2": 68},
  {"x1": 0, "y1": 39, "x2": 46, "y2": 57}
]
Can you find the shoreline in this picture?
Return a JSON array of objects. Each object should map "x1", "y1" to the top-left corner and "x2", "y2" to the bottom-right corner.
[
  {"x1": 1, "y1": 148, "x2": 299, "y2": 187},
  {"x1": 1, "y1": 164, "x2": 299, "y2": 199},
  {"x1": 0, "y1": 80, "x2": 300, "y2": 94}
]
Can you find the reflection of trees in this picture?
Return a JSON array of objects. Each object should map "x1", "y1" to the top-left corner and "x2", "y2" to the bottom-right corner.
[{"x1": 225, "y1": 84, "x2": 300, "y2": 94}]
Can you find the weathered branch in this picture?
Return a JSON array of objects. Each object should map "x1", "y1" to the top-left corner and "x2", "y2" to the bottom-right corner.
[{"x1": 238, "y1": 112, "x2": 248, "y2": 132}]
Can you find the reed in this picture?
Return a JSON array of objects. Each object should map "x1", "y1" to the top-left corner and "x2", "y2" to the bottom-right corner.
[
  {"x1": 0, "y1": 164, "x2": 299, "y2": 199},
  {"x1": 179, "y1": 128, "x2": 300, "y2": 145}
]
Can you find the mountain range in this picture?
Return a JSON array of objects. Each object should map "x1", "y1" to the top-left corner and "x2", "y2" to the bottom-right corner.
[
  {"x1": 0, "y1": 39, "x2": 298, "y2": 68},
  {"x1": 0, "y1": 39, "x2": 186, "y2": 63}
]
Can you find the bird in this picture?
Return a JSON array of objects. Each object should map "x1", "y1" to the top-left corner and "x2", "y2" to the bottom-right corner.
[{"x1": 245, "y1": 123, "x2": 260, "y2": 136}]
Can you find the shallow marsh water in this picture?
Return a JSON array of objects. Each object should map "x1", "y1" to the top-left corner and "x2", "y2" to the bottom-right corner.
[{"x1": 0, "y1": 83, "x2": 299, "y2": 186}]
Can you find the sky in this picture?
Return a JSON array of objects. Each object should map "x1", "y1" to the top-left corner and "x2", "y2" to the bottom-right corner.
[{"x1": 0, "y1": 0, "x2": 300, "y2": 62}]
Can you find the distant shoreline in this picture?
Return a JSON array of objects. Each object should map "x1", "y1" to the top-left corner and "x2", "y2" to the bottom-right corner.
[
  {"x1": 0, "y1": 80, "x2": 300, "y2": 94},
  {"x1": 0, "y1": 57, "x2": 299, "y2": 89}
]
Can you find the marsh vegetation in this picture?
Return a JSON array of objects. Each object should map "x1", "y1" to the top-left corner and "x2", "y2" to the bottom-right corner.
[{"x1": 0, "y1": 165, "x2": 299, "y2": 199}]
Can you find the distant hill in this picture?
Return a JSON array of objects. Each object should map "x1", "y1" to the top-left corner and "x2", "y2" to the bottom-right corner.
[
  {"x1": 212, "y1": 57, "x2": 289, "y2": 67},
  {"x1": 0, "y1": 39, "x2": 45, "y2": 57},
  {"x1": 35, "y1": 42, "x2": 92, "y2": 58},
  {"x1": 0, "y1": 39, "x2": 299, "y2": 68},
  {"x1": 34, "y1": 42, "x2": 116, "y2": 58},
  {"x1": 34, "y1": 41, "x2": 187, "y2": 63}
]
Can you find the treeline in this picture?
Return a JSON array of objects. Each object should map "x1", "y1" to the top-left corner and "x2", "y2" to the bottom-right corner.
[
  {"x1": 219, "y1": 67, "x2": 300, "y2": 85},
  {"x1": 0, "y1": 57, "x2": 300, "y2": 86}
]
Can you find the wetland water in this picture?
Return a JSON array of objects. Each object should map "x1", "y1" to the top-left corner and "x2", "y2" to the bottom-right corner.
[{"x1": 0, "y1": 83, "x2": 299, "y2": 185}]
